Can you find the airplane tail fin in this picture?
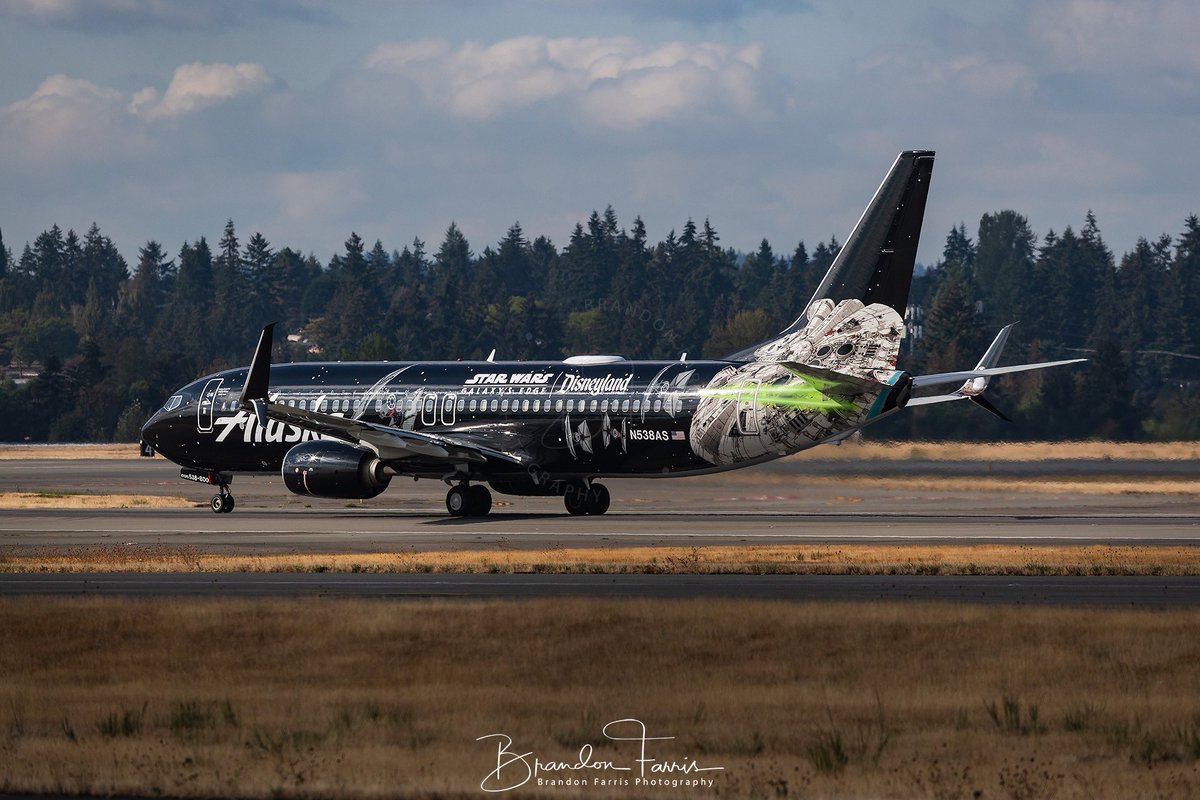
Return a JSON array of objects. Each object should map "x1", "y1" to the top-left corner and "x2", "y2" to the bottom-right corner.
[
  {"x1": 725, "y1": 150, "x2": 935, "y2": 361},
  {"x1": 906, "y1": 323, "x2": 1086, "y2": 420}
]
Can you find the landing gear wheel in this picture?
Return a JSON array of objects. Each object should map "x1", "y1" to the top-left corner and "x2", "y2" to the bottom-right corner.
[
  {"x1": 468, "y1": 485, "x2": 492, "y2": 516},
  {"x1": 564, "y1": 487, "x2": 589, "y2": 516},
  {"x1": 585, "y1": 483, "x2": 610, "y2": 515},
  {"x1": 446, "y1": 485, "x2": 470, "y2": 516},
  {"x1": 210, "y1": 493, "x2": 234, "y2": 514}
]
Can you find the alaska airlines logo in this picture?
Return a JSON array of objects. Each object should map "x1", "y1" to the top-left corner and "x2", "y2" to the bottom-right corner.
[
  {"x1": 213, "y1": 410, "x2": 324, "y2": 444},
  {"x1": 557, "y1": 373, "x2": 634, "y2": 393},
  {"x1": 465, "y1": 373, "x2": 554, "y2": 386}
]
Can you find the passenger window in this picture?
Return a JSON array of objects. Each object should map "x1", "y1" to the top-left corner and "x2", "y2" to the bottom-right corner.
[
  {"x1": 533, "y1": 399, "x2": 541, "y2": 412},
  {"x1": 654, "y1": 399, "x2": 662, "y2": 412},
  {"x1": 621, "y1": 399, "x2": 630, "y2": 412},
  {"x1": 501, "y1": 399, "x2": 509, "y2": 412},
  {"x1": 555, "y1": 399, "x2": 563, "y2": 412},
  {"x1": 299, "y1": 399, "x2": 307, "y2": 410},
  {"x1": 521, "y1": 399, "x2": 530, "y2": 412},
  {"x1": 491, "y1": 399, "x2": 498, "y2": 412},
  {"x1": 590, "y1": 399, "x2": 598, "y2": 412},
  {"x1": 601, "y1": 400, "x2": 609, "y2": 412},
  {"x1": 633, "y1": 400, "x2": 641, "y2": 412}
]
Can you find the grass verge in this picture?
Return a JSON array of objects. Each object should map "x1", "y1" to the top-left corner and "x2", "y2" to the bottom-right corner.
[{"x1": 5, "y1": 543, "x2": 1200, "y2": 575}]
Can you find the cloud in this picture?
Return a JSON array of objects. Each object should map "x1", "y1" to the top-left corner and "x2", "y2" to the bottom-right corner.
[
  {"x1": 363, "y1": 36, "x2": 768, "y2": 130},
  {"x1": 1, "y1": 61, "x2": 277, "y2": 168},
  {"x1": 1, "y1": 74, "x2": 141, "y2": 164},
  {"x1": 1030, "y1": 0, "x2": 1200, "y2": 75},
  {"x1": 130, "y1": 62, "x2": 277, "y2": 120},
  {"x1": 0, "y1": 0, "x2": 336, "y2": 31}
]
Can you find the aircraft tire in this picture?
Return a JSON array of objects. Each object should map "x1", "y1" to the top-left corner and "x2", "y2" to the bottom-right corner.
[
  {"x1": 223, "y1": 495, "x2": 235, "y2": 513},
  {"x1": 446, "y1": 485, "x2": 470, "y2": 516},
  {"x1": 585, "y1": 483, "x2": 610, "y2": 515},
  {"x1": 468, "y1": 485, "x2": 492, "y2": 516},
  {"x1": 564, "y1": 487, "x2": 589, "y2": 516},
  {"x1": 210, "y1": 494, "x2": 232, "y2": 514}
]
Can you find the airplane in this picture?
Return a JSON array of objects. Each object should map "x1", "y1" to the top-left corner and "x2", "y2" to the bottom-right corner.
[{"x1": 140, "y1": 150, "x2": 1084, "y2": 516}]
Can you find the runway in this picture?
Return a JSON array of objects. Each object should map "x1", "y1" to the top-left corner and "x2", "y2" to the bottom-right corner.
[
  {"x1": 2, "y1": 456, "x2": 1200, "y2": 606},
  {"x1": 5, "y1": 572, "x2": 1200, "y2": 607},
  {"x1": 1, "y1": 456, "x2": 1198, "y2": 552}
]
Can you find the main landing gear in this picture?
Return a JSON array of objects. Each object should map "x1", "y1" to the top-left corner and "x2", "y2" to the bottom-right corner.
[
  {"x1": 564, "y1": 482, "x2": 610, "y2": 516},
  {"x1": 446, "y1": 483, "x2": 492, "y2": 517}
]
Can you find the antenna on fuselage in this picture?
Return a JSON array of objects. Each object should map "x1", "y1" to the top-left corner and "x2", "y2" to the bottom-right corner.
[{"x1": 486, "y1": 349, "x2": 496, "y2": 362}]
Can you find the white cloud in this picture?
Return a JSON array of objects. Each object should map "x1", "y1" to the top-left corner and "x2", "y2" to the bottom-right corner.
[
  {"x1": 1, "y1": 74, "x2": 136, "y2": 164},
  {"x1": 130, "y1": 62, "x2": 276, "y2": 120},
  {"x1": 363, "y1": 36, "x2": 768, "y2": 129},
  {"x1": 1030, "y1": 0, "x2": 1200, "y2": 75},
  {"x1": 1, "y1": 61, "x2": 276, "y2": 168}
]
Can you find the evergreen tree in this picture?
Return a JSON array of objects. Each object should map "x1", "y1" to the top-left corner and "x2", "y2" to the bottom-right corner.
[
  {"x1": 242, "y1": 232, "x2": 275, "y2": 327},
  {"x1": 975, "y1": 211, "x2": 1035, "y2": 330}
]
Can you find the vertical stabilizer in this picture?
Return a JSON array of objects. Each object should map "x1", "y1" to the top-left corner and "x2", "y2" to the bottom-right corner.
[
  {"x1": 806, "y1": 150, "x2": 935, "y2": 319},
  {"x1": 725, "y1": 150, "x2": 934, "y2": 361}
]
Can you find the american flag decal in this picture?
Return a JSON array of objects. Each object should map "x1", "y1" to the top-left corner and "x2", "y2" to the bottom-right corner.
[{"x1": 671, "y1": 430, "x2": 686, "y2": 441}]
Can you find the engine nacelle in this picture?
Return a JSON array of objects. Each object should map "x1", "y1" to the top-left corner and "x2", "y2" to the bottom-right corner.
[{"x1": 282, "y1": 440, "x2": 391, "y2": 500}]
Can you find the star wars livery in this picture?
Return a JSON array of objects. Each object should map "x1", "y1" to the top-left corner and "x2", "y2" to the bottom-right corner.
[{"x1": 141, "y1": 151, "x2": 1083, "y2": 516}]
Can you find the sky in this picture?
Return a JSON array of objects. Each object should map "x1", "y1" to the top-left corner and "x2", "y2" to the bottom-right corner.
[{"x1": 1, "y1": 0, "x2": 1197, "y2": 271}]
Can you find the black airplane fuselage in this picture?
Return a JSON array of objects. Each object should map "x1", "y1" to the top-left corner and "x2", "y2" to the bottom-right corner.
[{"x1": 144, "y1": 358, "x2": 744, "y2": 481}]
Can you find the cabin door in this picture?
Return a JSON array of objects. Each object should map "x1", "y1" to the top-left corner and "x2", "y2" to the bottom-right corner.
[{"x1": 197, "y1": 378, "x2": 223, "y2": 433}]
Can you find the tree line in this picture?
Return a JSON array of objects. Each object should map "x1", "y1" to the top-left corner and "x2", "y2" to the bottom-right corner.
[{"x1": 0, "y1": 206, "x2": 1196, "y2": 443}]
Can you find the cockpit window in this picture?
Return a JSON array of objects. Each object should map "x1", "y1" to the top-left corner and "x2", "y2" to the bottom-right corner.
[{"x1": 164, "y1": 395, "x2": 183, "y2": 412}]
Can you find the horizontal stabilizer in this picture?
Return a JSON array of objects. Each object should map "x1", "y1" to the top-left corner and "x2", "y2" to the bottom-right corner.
[{"x1": 912, "y1": 359, "x2": 1085, "y2": 389}]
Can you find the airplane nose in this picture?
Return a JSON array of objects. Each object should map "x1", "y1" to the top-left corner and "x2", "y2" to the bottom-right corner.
[{"x1": 140, "y1": 409, "x2": 166, "y2": 450}]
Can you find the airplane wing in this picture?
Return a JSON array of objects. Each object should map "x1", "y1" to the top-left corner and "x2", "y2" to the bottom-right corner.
[{"x1": 238, "y1": 324, "x2": 527, "y2": 467}]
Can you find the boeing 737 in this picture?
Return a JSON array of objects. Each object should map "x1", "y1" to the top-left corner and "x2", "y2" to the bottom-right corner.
[{"x1": 140, "y1": 150, "x2": 1084, "y2": 516}]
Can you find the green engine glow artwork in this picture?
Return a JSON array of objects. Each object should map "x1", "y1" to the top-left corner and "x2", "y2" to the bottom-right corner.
[{"x1": 702, "y1": 374, "x2": 858, "y2": 412}]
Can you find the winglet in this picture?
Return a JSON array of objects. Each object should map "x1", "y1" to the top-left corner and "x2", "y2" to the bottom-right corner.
[{"x1": 239, "y1": 323, "x2": 276, "y2": 411}]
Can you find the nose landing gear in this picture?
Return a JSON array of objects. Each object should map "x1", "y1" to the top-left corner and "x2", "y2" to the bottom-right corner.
[
  {"x1": 180, "y1": 467, "x2": 235, "y2": 514},
  {"x1": 446, "y1": 483, "x2": 492, "y2": 517}
]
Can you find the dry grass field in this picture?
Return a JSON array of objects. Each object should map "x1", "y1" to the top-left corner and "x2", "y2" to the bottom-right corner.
[
  {"x1": 2, "y1": 597, "x2": 1200, "y2": 798},
  {"x1": 6, "y1": 543, "x2": 1200, "y2": 577}
]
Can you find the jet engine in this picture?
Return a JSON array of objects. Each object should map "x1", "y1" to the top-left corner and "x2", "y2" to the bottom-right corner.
[{"x1": 281, "y1": 440, "x2": 391, "y2": 499}]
